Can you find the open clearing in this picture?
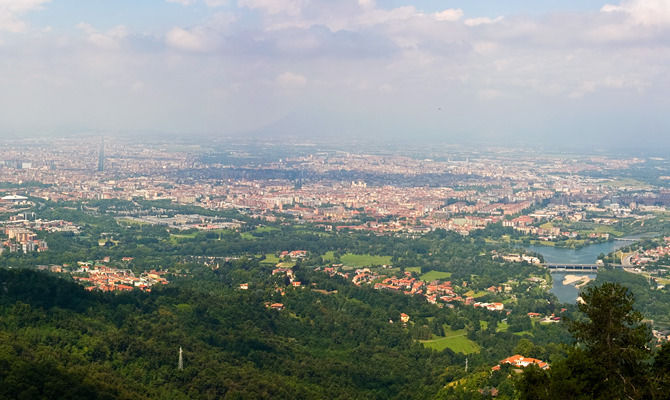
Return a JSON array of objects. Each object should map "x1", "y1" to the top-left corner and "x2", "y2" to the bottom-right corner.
[
  {"x1": 260, "y1": 253, "x2": 280, "y2": 264},
  {"x1": 420, "y1": 327, "x2": 480, "y2": 354},
  {"x1": 419, "y1": 270, "x2": 452, "y2": 282},
  {"x1": 323, "y1": 252, "x2": 392, "y2": 266}
]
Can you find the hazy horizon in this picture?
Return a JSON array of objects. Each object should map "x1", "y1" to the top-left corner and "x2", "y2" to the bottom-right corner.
[{"x1": 0, "y1": 0, "x2": 668, "y2": 150}]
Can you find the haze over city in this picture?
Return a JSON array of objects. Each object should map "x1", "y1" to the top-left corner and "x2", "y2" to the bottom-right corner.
[
  {"x1": 0, "y1": 0, "x2": 668, "y2": 150},
  {"x1": 3, "y1": 1, "x2": 670, "y2": 398}
]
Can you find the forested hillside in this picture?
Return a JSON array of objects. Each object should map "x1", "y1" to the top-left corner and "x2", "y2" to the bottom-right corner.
[{"x1": 0, "y1": 268, "x2": 455, "y2": 399}]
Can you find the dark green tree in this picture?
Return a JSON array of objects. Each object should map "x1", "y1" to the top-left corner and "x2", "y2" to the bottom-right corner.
[
  {"x1": 569, "y1": 282, "x2": 651, "y2": 398},
  {"x1": 651, "y1": 342, "x2": 670, "y2": 397},
  {"x1": 517, "y1": 282, "x2": 653, "y2": 400}
]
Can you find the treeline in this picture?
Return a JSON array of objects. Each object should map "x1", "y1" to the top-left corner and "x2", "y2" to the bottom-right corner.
[
  {"x1": 592, "y1": 267, "x2": 670, "y2": 328},
  {"x1": 3, "y1": 203, "x2": 530, "y2": 278}
]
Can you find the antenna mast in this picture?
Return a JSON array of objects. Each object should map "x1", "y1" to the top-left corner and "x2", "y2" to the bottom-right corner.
[{"x1": 178, "y1": 347, "x2": 183, "y2": 370}]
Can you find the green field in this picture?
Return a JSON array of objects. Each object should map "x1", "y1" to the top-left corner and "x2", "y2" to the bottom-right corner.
[
  {"x1": 463, "y1": 290, "x2": 488, "y2": 298},
  {"x1": 529, "y1": 240, "x2": 557, "y2": 247},
  {"x1": 405, "y1": 267, "x2": 422, "y2": 274},
  {"x1": 275, "y1": 261, "x2": 296, "y2": 268},
  {"x1": 604, "y1": 178, "x2": 649, "y2": 189},
  {"x1": 170, "y1": 231, "x2": 199, "y2": 240},
  {"x1": 590, "y1": 224, "x2": 623, "y2": 236},
  {"x1": 323, "y1": 252, "x2": 392, "y2": 266},
  {"x1": 540, "y1": 220, "x2": 624, "y2": 238},
  {"x1": 419, "y1": 270, "x2": 452, "y2": 282},
  {"x1": 420, "y1": 327, "x2": 480, "y2": 354},
  {"x1": 253, "y1": 226, "x2": 279, "y2": 233},
  {"x1": 496, "y1": 321, "x2": 508, "y2": 332},
  {"x1": 240, "y1": 232, "x2": 257, "y2": 240},
  {"x1": 342, "y1": 254, "x2": 391, "y2": 266},
  {"x1": 261, "y1": 253, "x2": 280, "y2": 264},
  {"x1": 240, "y1": 226, "x2": 280, "y2": 240}
]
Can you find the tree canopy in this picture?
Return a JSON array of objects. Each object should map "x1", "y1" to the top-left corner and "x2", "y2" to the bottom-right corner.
[{"x1": 517, "y1": 282, "x2": 667, "y2": 400}]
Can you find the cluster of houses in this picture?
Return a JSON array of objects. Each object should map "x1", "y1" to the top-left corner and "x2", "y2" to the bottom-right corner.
[
  {"x1": 67, "y1": 261, "x2": 168, "y2": 292},
  {"x1": 323, "y1": 268, "x2": 434, "y2": 300},
  {"x1": 265, "y1": 252, "x2": 526, "y2": 316},
  {"x1": 628, "y1": 237, "x2": 670, "y2": 266},
  {"x1": 279, "y1": 250, "x2": 307, "y2": 259},
  {"x1": 264, "y1": 256, "x2": 314, "y2": 311},
  {"x1": 373, "y1": 273, "x2": 471, "y2": 306},
  {"x1": 502, "y1": 213, "x2": 611, "y2": 242},
  {"x1": 272, "y1": 266, "x2": 303, "y2": 288},
  {"x1": 473, "y1": 302, "x2": 505, "y2": 311},
  {"x1": 652, "y1": 328, "x2": 670, "y2": 343},
  {"x1": 528, "y1": 311, "x2": 563, "y2": 323},
  {"x1": 436, "y1": 215, "x2": 501, "y2": 236},
  {"x1": 502, "y1": 215, "x2": 563, "y2": 238},
  {"x1": 316, "y1": 265, "x2": 511, "y2": 312}
]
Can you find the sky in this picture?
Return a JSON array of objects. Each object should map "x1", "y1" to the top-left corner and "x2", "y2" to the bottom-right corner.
[{"x1": 1, "y1": 0, "x2": 669, "y2": 150}]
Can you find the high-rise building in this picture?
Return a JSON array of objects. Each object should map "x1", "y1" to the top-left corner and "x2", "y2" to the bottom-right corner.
[{"x1": 98, "y1": 138, "x2": 105, "y2": 172}]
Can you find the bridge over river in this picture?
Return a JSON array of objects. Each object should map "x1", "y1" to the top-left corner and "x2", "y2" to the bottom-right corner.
[{"x1": 543, "y1": 263, "x2": 599, "y2": 272}]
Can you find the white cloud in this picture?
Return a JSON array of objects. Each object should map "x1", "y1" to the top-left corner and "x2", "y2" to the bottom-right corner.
[
  {"x1": 358, "y1": 0, "x2": 374, "y2": 10},
  {"x1": 75, "y1": 22, "x2": 95, "y2": 35},
  {"x1": 166, "y1": 0, "x2": 196, "y2": 5},
  {"x1": 601, "y1": 0, "x2": 670, "y2": 26},
  {"x1": 464, "y1": 16, "x2": 504, "y2": 27},
  {"x1": 356, "y1": 6, "x2": 421, "y2": 27},
  {"x1": 238, "y1": 0, "x2": 306, "y2": 16},
  {"x1": 0, "y1": 0, "x2": 50, "y2": 33},
  {"x1": 166, "y1": 0, "x2": 227, "y2": 6},
  {"x1": 433, "y1": 9, "x2": 463, "y2": 22},
  {"x1": 76, "y1": 23, "x2": 128, "y2": 49},
  {"x1": 166, "y1": 27, "x2": 212, "y2": 52},
  {"x1": 205, "y1": 0, "x2": 228, "y2": 6},
  {"x1": 252, "y1": 2, "x2": 422, "y2": 33},
  {"x1": 164, "y1": 12, "x2": 236, "y2": 52},
  {"x1": 276, "y1": 72, "x2": 307, "y2": 88}
]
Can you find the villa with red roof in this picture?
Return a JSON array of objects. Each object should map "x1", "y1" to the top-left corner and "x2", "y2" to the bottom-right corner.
[{"x1": 492, "y1": 354, "x2": 549, "y2": 371}]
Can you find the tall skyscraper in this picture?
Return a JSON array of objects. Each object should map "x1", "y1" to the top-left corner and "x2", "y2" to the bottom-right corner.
[{"x1": 98, "y1": 138, "x2": 105, "y2": 172}]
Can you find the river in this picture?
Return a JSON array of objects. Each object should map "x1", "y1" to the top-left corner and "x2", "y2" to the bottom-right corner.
[{"x1": 525, "y1": 240, "x2": 632, "y2": 303}]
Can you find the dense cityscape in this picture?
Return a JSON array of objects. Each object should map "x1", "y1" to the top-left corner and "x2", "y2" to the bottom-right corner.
[
  {"x1": 2, "y1": 0, "x2": 670, "y2": 398},
  {"x1": 0, "y1": 135, "x2": 669, "y2": 397}
]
